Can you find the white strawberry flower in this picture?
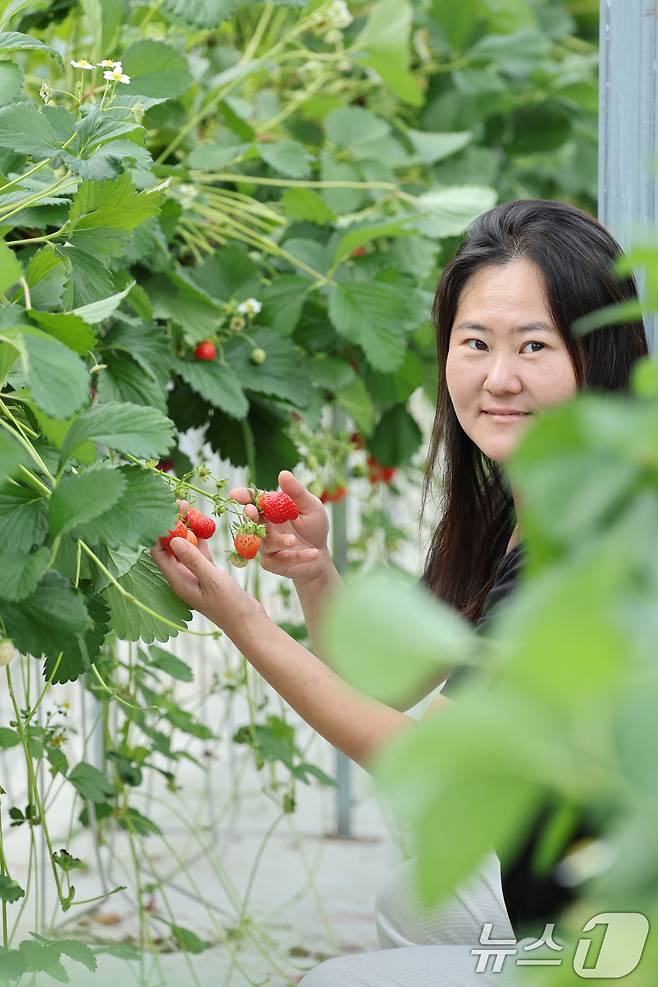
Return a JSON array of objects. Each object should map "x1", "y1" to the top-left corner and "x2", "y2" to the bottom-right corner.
[
  {"x1": 326, "y1": 0, "x2": 353, "y2": 29},
  {"x1": 0, "y1": 638, "x2": 16, "y2": 666},
  {"x1": 39, "y1": 81, "x2": 51, "y2": 104},
  {"x1": 103, "y1": 64, "x2": 131, "y2": 84},
  {"x1": 70, "y1": 58, "x2": 96, "y2": 70},
  {"x1": 99, "y1": 59, "x2": 120, "y2": 67},
  {"x1": 236, "y1": 297, "x2": 262, "y2": 317}
]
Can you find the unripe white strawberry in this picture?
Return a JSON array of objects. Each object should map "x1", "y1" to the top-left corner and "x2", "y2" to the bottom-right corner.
[{"x1": 0, "y1": 639, "x2": 16, "y2": 666}]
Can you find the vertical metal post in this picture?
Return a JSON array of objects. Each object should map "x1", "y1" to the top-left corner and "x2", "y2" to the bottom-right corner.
[
  {"x1": 599, "y1": 0, "x2": 658, "y2": 351},
  {"x1": 331, "y1": 407, "x2": 352, "y2": 838}
]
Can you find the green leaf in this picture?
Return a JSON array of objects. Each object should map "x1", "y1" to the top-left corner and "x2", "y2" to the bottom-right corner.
[
  {"x1": 0, "y1": 428, "x2": 26, "y2": 486},
  {"x1": 162, "y1": 0, "x2": 239, "y2": 28},
  {"x1": 65, "y1": 173, "x2": 162, "y2": 259},
  {"x1": 59, "y1": 401, "x2": 175, "y2": 466},
  {"x1": 69, "y1": 761, "x2": 115, "y2": 803},
  {"x1": 352, "y1": 0, "x2": 423, "y2": 105},
  {"x1": 368, "y1": 405, "x2": 423, "y2": 467},
  {"x1": 102, "y1": 552, "x2": 192, "y2": 642},
  {"x1": 258, "y1": 139, "x2": 313, "y2": 178},
  {"x1": 72, "y1": 464, "x2": 177, "y2": 550},
  {"x1": 325, "y1": 106, "x2": 390, "y2": 148},
  {"x1": 25, "y1": 245, "x2": 68, "y2": 311},
  {"x1": 0, "y1": 60, "x2": 22, "y2": 106},
  {"x1": 405, "y1": 128, "x2": 472, "y2": 165},
  {"x1": 49, "y1": 463, "x2": 127, "y2": 538},
  {"x1": 281, "y1": 188, "x2": 335, "y2": 225},
  {"x1": 28, "y1": 311, "x2": 96, "y2": 356},
  {"x1": 258, "y1": 275, "x2": 309, "y2": 335},
  {"x1": 118, "y1": 806, "x2": 162, "y2": 837},
  {"x1": 1, "y1": 571, "x2": 92, "y2": 659},
  {"x1": 174, "y1": 357, "x2": 248, "y2": 419},
  {"x1": 335, "y1": 375, "x2": 375, "y2": 436},
  {"x1": 146, "y1": 269, "x2": 223, "y2": 342},
  {"x1": 0, "y1": 727, "x2": 20, "y2": 749},
  {"x1": 331, "y1": 216, "x2": 420, "y2": 267},
  {"x1": 148, "y1": 644, "x2": 193, "y2": 682},
  {"x1": 44, "y1": 595, "x2": 110, "y2": 684},
  {"x1": 319, "y1": 154, "x2": 365, "y2": 214},
  {"x1": 328, "y1": 281, "x2": 411, "y2": 372},
  {"x1": 170, "y1": 924, "x2": 208, "y2": 954},
  {"x1": 63, "y1": 139, "x2": 152, "y2": 182},
  {"x1": 0, "y1": 482, "x2": 48, "y2": 552},
  {"x1": 224, "y1": 327, "x2": 311, "y2": 407},
  {"x1": 190, "y1": 244, "x2": 261, "y2": 304},
  {"x1": 0, "y1": 31, "x2": 62, "y2": 65},
  {"x1": 321, "y1": 566, "x2": 474, "y2": 705},
  {"x1": 0, "y1": 875, "x2": 24, "y2": 904},
  {"x1": 103, "y1": 317, "x2": 172, "y2": 384},
  {"x1": 97, "y1": 353, "x2": 168, "y2": 412},
  {"x1": 60, "y1": 244, "x2": 114, "y2": 308},
  {"x1": 71, "y1": 280, "x2": 134, "y2": 323},
  {"x1": 1, "y1": 327, "x2": 89, "y2": 419},
  {"x1": 121, "y1": 40, "x2": 193, "y2": 98},
  {"x1": 0, "y1": 102, "x2": 74, "y2": 159},
  {"x1": 410, "y1": 185, "x2": 498, "y2": 238},
  {"x1": 0, "y1": 241, "x2": 21, "y2": 295},
  {"x1": 0, "y1": 547, "x2": 49, "y2": 601}
]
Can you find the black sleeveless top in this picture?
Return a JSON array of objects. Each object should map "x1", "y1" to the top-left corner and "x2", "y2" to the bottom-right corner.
[{"x1": 438, "y1": 543, "x2": 595, "y2": 937}]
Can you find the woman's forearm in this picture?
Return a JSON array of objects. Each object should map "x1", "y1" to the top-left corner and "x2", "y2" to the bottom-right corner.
[
  {"x1": 292, "y1": 551, "x2": 343, "y2": 657},
  {"x1": 228, "y1": 607, "x2": 415, "y2": 771}
]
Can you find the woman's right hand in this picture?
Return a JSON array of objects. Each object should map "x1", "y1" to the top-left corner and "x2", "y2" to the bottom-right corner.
[{"x1": 228, "y1": 470, "x2": 332, "y2": 584}]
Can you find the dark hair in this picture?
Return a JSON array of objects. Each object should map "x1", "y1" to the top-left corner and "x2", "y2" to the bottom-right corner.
[{"x1": 420, "y1": 198, "x2": 649, "y2": 624}]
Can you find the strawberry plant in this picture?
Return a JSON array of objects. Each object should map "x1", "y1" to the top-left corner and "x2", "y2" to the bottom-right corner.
[{"x1": 0, "y1": 0, "x2": 601, "y2": 981}]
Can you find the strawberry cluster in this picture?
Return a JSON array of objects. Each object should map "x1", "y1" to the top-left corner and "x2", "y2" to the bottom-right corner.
[
  {"x1": 229, "y1": 488, "x2": 300, "y2": 566},
  {"x1": 159, "y1": 508, "x2": 216, "y2": 556}
]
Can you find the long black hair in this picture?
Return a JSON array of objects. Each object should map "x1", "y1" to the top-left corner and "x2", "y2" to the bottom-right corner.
[{"x1": 420, "y1": 198, "x2": 649, "y2": 623}]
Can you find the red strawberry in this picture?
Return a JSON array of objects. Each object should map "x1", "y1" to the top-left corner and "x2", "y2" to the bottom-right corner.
[
  {"x1": 256, "y1": 490, "x2": 299, "y2": 524},
  {"x1": 367, "y1": 456, "x2": 396, "y2": 485},
  {"x1": 156, "y1": 458, "x2": 175, "y2": 473},
  {"x1": 320, "y1": 486, "x2": 346, "y2": 504},
  {"x1": 184, "y1": 509, "x2": 216, "y2": 539},
  {"x1": 351, "y1": 246, "x2": 367, "y2": 257},
  {"x1": 194, "y1": 340, "x2": 217, "y2": 361},
  {"x1": 160, "y1": 518, "x2": 189, "y2": 556},
  {"x1": 349, "y1": 431, "x2": 364, "y2": 449},
  {"x1": 185, "y1": 528, "x2": 198, "y2": 548},
  {"x1": 234, "y1": 531, "x2": 261, "y2": 559}
]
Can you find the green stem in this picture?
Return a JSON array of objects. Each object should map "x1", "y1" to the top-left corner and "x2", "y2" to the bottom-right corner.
[
  {"x1": 190, "y1": 172, "x2": 403, "y2": 193},
  {"x1": 25, "y1": 653, "x2": 63, "y2": 720},
  {"x1": 4, "y1": 226, "x2": 67, "y2": 247},
  {"x1": 18, "y1": 465, "x2": 52, "y2": 498},
  {"x1": 0, "y1": 175, "x2": 75, "y2": 226},
  {"x1": 5, "y1": 666, "x2": 65, "y2": 906},
  {"x1": 0, "y1": 801, "x2": 10, "y2": 948},
  {"x1": 0, "y1": 413, "x2": 55, "y2": 484}
]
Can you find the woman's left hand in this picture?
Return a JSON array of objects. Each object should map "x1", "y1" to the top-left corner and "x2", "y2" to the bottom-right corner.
[{"x1": 150, "y1": 503, "x2": 266, "y2": 636}]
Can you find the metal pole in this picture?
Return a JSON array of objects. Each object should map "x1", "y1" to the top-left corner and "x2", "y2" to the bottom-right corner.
[
  {"x1": 330, "y1": 406, "x2": 352, "y2": 838},
  {"x1": 599, "y1": 0, "x2": 658, "y2": 351}
]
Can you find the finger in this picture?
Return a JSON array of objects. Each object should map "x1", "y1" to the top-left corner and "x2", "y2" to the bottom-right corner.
[
  {"x1": 227, "y1": 487, "x2": 252, "y2": 504},
  {"x1": 272, "y1": 547, "x2": 320, "y2": 563},
  {"x1": 197, "y1": 539, "x2": 214, "y2": 562},
  {"x1": 150, "y1": 544, "x2": 199, "y2": 595},
  {"x1": 176, "y1": 498, "x2": 190, "y2": 515},
  {"x1": 169, "y1": 537, "x2": 218, "y2": 587},
  {"x1": 244, "y1": 504, "x2": 260, "y2": 523},
  {"x1": 278, "y1": 470, "x2": 321, "y2": 513}
]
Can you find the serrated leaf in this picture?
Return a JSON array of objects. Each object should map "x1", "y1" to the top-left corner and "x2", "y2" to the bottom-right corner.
[
  {"x1": 69, "y1": 761, "x2": 114, "y2": 803},
  {"x1": 87, "y1": 543, "x2": 144, "y2": 594},
  {"x1": 63, "y1": 139, "x2": 152, "y2": 182},
  {"x1": 49, "y1": 463, "x2": 127, "y2": 537},
  {"x1": 59, "y1": 401, "x2": 175, "y2": 466},
  {"x1": 25, "y1": 245, "x2": 68, "y2": 311},
  {"x1": 352, "y1": 0, "x2": 423, "y2": 106},
  {"x1": 59, "y1": 244, "x2": 114, "y2": 308},
  {"x1": 0, "y1": 875, "x2": 24, "y2": 903},
  {"x1": 102, "y1": 553, "x2": 192, "y2": 642},
  {"x1": 174, "y1": 357, "x2": 248, "y2": 419},
  {"x1": 148, "y1": 644, "x2": 193, "y2": 682},
  {"x1": 258, "y1": 275, "x2": 309, "y2": 334},
  {"x1": 146, "y1": 269, "x2": 222, "y2": 341},
  {"x1": 43, "y1": 595, "x2": 110, "y2": 683},
  {"x1": 65, "y1": 173, "x2": 162, "y2": 259},
  {"x1": 28, "y1": 311, "x2": 96, "y2": 356},
  {"x1": 162, "y1": 0, "x2": 239, "y2": 27},
  {"x1": 280, "y1": 187, "x2": 335, "y2": 225},
  {"x1": 331, "y1": 216, "x2": 420, "y2": 266},
  {"x1": 0, "y1": 547, "x2": 49, "y2": 601},
  {"x1": 1, "y1": 571, "x2": 92, "y2": 659},
  {"x1": 405, "y1": 128, "x2": 472, "y2": 164},
  {"x1": 0, "y1": 326, "x2": 89, "y2": 418},
  {"x1": 96, "y1": 353, "x2": 167, "y2": 412},
  {"x1": 73, "y1": 465, "x2": 177, "y2": 550},
  {"x1": 411, "y1": 185, "x2": 498, "y2": 238},
  {"x1": 0, "y1": 102, "x2": 74, "y2": 159},
  {"x1": 0, "y1": 482, "x2": 48, "y2": 552},
  {"x1": 0, "y1": 242, "x2": 21, "y2": 296},
  {"x1": 103, "y1": 317, "x2": 172, "y2": 384},
  {"x1": 0, "y1": 60, "x2": 23, "y2": 106},
  {"x1": 223, "y1": 328, "x2": 311, "y2": 407},
  {"x1": 258, "y1": 139, "x2": 313, "y2": 178},
  {"x1": 328, "y1": 281, "x2": 410, "y2": 372},
  {"x1": 170, "y1": 924, "x2": 208, "y2": 953},
  {"x1": 118, "y1": 806, "x2": 162, "y2": 837},
  {"x1": 0, "y1": 728, "x2": 20, "y2": 749},
  {"x1": 71, "y1": 280, "x2": 134, "y2": 323},
  {"x1": 190, "y1": 244, "x2": 261, "y2": 304},
  {"x1": 325, "y1": 106, "x2": 390, "y2": 147},
  {"x1": 0, "y1": 428, "x2": 26, "y2": 485},
  {"x1": 121, "y1": 40, "x2": 193, "y2": 98},
  {"x1": 0, "y1": 31, "x2": 63, "y2": 67}
]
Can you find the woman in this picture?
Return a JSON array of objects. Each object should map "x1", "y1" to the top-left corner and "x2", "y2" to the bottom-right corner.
[{"x1": 152, "y1": 199, "x2": 649, "y2": 985}]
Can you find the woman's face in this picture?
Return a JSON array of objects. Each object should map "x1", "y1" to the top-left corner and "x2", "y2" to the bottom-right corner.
[{"x1": 445, "y1": 258, "x2": 579, "y2": 464}]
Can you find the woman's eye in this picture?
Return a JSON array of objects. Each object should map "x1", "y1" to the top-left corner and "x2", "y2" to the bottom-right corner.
[{"x1": 464, "y1": 339, "x2": 545, "y2": 353}]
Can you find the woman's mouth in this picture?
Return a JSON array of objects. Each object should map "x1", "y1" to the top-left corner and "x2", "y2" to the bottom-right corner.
[{"x1": 482, "y1": 411, "x2": 531, "y2": 422}]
